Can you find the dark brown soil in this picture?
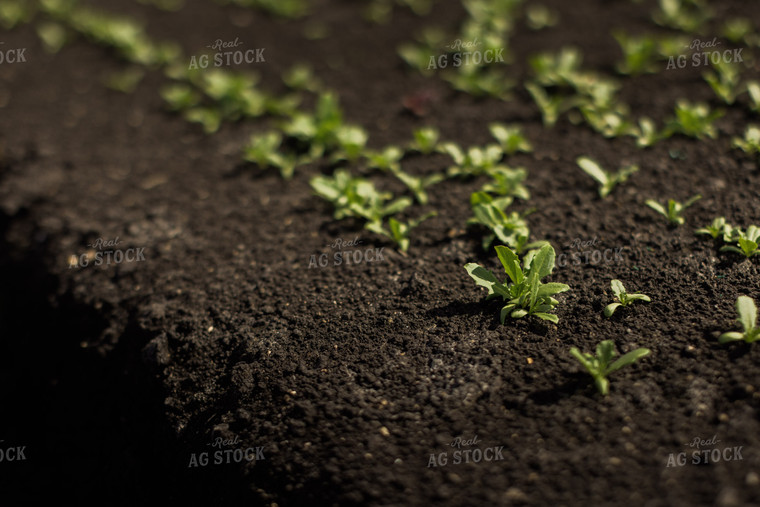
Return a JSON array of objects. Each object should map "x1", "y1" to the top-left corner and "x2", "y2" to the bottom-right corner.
[{"x1": 1, "y1": 0, "x2": 759, "y2": 505}]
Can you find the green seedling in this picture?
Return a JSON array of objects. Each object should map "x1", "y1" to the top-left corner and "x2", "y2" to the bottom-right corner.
[
  {"x1": 576, "y1": 157, "x2": 638, "y2": 198},
  {"x1": 488, "y1": 123, "x2": 532, "y2": 155},
  {"x1": 310, "y1": 170, "x2": 412, "y2": 224},
  {"x1": 748, "y1": 81, "x2": 760, "y2": 113},
  {"x1": 394, "y1": 170, "x2": 444, "y2": 205},
  {"x1": 465, "y1": 244, "x2": 570, "y2": 323},
  {"x1": 720, "y1": 225, "x2": 760, "y2": 258},
  {"x1": 525, "y1": 81, "x2": 576, "y2": 127},
  {"x1": 36, "y1": 21, "x2": 68, "y2": 53},
  {"x1": 570, "y1": 340, "x2": 650, "y2": 395},
  {"x1": 604, "y1": 279, "x2": 651, "y2": 317},
  {"x1": 445, "y1": 66, "x2": 514, "y2": 100},
  {"x1": 666, "y1": 100, "x2": 723, "y2": 140},
  {"x1": 411, "y1": 127, "x2": 440, "y2": 154},
  {"x1": 719, "y1": 296, "x2": 760, "y2": 344},
  {"x1": 367, "y1": 212, "x2": 437, "y2": 252},
  {"x1": 468, "y1": 192, "x2": 545, "y2": 253},
  {"x1": 703, "y1": 60, "x2": 743, "y2": 105},
  {"x1": 732, "y1": 125, "x2": 760, "y2": 158},
  {"x1": 440, "y1": 142, "x2": 504, "y2": 178},
  {"x1": 613, "y1": 32, "x2": 658, "y2": 75},
  {"x1": 695, "y1": 216, "x2": 730, "y2": 240},
  {"x1": 366, "y1": 146, "x2": 404, "y2": 173},
  {"x1": 577, "y1": 103, "x2": 635, "y2": 139},
  {"x1": 722, "y1": 18, "x2": 756, "y2": 45},
  {"x1": 645, "y1": 194, "x2": 702, "y2": 225},
  {"x1": 652, "y1": 0, "x2": 711, "y2": 33},
  {"x1": 282, "y1": 63, "x2": 322, "y2": 93},
  {"x1": 0, "y1": 0, "x2": 33, "y2": 29},
  {"x1": 242, "y1": 131, "x2": 300, "y2": 179},
  {"x1": 481, "y1": 166, "x2": 530, "y2": 200},
  {"x1": 525, "y1": 5, "x2": 559, "y2": 30},
  {"x1": 334, "y1": 125, "x2": 369, "y2": 162},
  {"x1": 635, "y1": 117, "x2": 666, "y2": 148},
  {"x1": 397, "y1": 27, "x2": 445, "y2": 74},
  {"x1": 529, "y1": 47, "x2": 583, "y2": 87}
]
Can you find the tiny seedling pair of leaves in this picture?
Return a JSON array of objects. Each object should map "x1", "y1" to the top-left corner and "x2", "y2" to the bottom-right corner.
[
  {"x1": 468, "y1": 192, "x2": 545, "y2": 253},
  {"x1": 613, "y1": 31, "x2": 658, "y2": 76},
  {"x1": 440, "y1": 142, "x2": 504, "y2": 178},
  {"x1": 732, "y1": 125, "x2": 760, "y2": 158},
  {"x1": 695, "y1": 216, "x2": 731, "y2": 240},
  {"x1": 394, "y1": 170, "x2": 445, "y2": 205},
  {"x1": 310, "y1": 170, "x2": 412, "y2": 223},
  {"x1": 525, "y1": 82, "x2": 579, "y2": 127},
  {"x1": 645, "y1": 194, "x2": 701, "y2": 225},
  {"x1": 570, "y1": 340, "x2": 651, "y2": 395},
  {"x1": 243, "y1": 131, "x2": 302, "y2": 179},
  {"x1": 576, "y1": 156, "x2": 638, "y2": 198},
  {"x1": 604, "y1": 279, "x2": 651, "y2": 317},
  {"x1": 464, "y1": 244, "x2": 570, "y2": 323},
  {"x1": 666, "y1": 100, "x2": 723, "y2": 140},
  {"x1": 719, "y1": 296, "x2": 760, "y2": 344},
  {"x1": 410, "y1": 127, "x2": 440, "y2": 154},
  {"x1": 488, "y1": 123, "x2": 532, "y2": 155},
  {"x1": 481, "y1": 166, "x2": 531, "y2": 201},
  {"x1": 366, "y1": 212, "x2": 437, "y2": 252},
  {"x1": 721, "y1": 225, "x2": 760, "y2": 258}
]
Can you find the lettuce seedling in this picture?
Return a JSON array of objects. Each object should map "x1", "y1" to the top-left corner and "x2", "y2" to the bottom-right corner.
[
  {"x1": 635, "y1": 117, "x2": 666, "y2": 148},
  {"x1": 366, "y1": 146, "x2": 404, "y2": 173},
  {"x1": 722, "y1": 18, "x2": 756, "y2": 45},
  {"x1": 666, "y1": 100, "x2": 723, "y2": 140},
  {"x1": 367, "y1": 212, "x2": 437, "y2": 252},
  {"x1": 732, "y1": 125, "x2": 760, "y2": 158},
  {"x1": 525, "y1": 5, "x2": 559, "y2": 30},
  {"x1": 334, "y1": 125, "x2": 369, "y2": 162},
  {"x1": 645, "y1": 194, "x2": 701, "y2": 225},
  {"x1": 468, "y1": 192, "x2": 545, "y2": 253},
  {"x1": 444, "y1": 66, "x2": 515, "y2": 100},
  {"x1": 440, "y1": 142, "x2": 504, "y2": 178},
  {"x1": 242, "y1": 131, "x2": 301, "y2": 179},
  {"x1": 465, "y1": 244, "x2": 570, "y2": 323},
  {"x1": 576, "y1": 157, "x2": 638, "y2": 198},
  {"x1": 720, "y1": 225, "x2": 760, "y2": 258},
  {"x1": 282, "y1": 63, "x2": 323, "y2": 93},
  {"x1": 570, "y1": 340, "x2": 651, "y2": 395},
  {"x1": 310, "y1": 170, "x2": 412, "y2": 223},
  {"x1": 411, "y1": 127, "x2": 440, "y2": 154},
  {"x1": 525, "y1": 82, "x2": 577, "y2": 127},
  {"x1": 747, "y1": 81, "x2": 760, "y2": 113},
  {"x1": 394, "y1": 170, "x2": 444, "y2": 205},
  {"x1": 703, "y1": 60, "x2": 743, "y2": 105},
  {"x1": 529, "y1": 47, "x2": 583, "y2": 87},
  {"x1": 613, "y1": 32, "x2": 658, "y2": 75},
  {"x1": 652, "y1": 0, "x2": 711, "y2": 33},
  {"x1": 604, "y1": 279, "x2": 651, "y2": 317},
  {"x1": 0, "y1": 0, "x2": 33, "y2": 29},
  {"x1": 695, "y1": 217, "x2": 730, "y2": 240},
  {"x1": 488, "y1": 123, "x2": 532, "y2": 155},
  {"x1": 481, "y1": 166, "x2": 530, "y2": 200},
  {"x1": 719, "y1": 296, "x2": 760, "y2": 344}
]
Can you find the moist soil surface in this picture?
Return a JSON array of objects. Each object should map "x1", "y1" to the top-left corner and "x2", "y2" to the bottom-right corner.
[{"x1": 1, "y1": 0, "x2": 760, "y2": 506}]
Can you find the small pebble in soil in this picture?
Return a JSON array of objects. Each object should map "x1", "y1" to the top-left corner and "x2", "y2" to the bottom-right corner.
[
  {"x1": 609, "y1": 457, "x2": 622, "y2": 466},
  {"x1": 719, "y1": 413, "x2": 729, "y2": 422},
  {"x1": 747, "y1": 472, "x2": 759, "y2": 486},
  {"x1": 379, "y1": 426, "x2": 390, "y2": 437}
]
